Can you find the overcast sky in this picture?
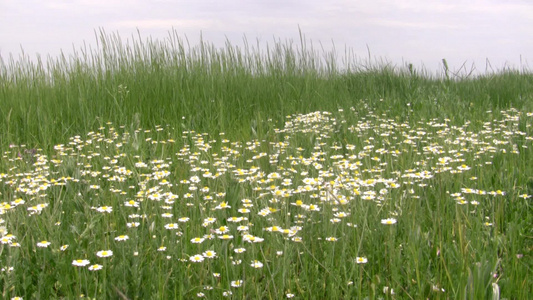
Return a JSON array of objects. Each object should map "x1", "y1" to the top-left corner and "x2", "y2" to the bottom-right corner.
[{"x1": 1, "y1": 0, "x2": 531, "y2": 75}]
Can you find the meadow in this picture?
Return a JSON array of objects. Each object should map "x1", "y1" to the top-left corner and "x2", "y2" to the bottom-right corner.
[{"x1": 0, "y1": 30, "x2": 532, "y2": 299}]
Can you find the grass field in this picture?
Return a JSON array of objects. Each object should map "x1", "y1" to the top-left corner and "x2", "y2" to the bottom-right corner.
[{"x1": 0, "y1": 31, "x2": 532, "y2": 299}]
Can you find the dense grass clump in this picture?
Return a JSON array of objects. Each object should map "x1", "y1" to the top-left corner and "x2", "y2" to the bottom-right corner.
[
  {"x1": 1, "y1": 30, "x2": 532, "y2": 148},
  {"x1": 0, "y1": 30, "x2": 532, "y2": 299}
]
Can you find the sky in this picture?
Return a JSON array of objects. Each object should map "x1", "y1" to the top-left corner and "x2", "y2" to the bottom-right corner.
[{"x1": 1, "y1": 0, "x2": 532, "y2": 75}]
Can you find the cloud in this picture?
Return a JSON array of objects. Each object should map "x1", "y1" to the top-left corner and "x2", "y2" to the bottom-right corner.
[
  {"x1": 113, "y1": 19, "x2": 221, "y2": 30},
  {"x1": 46, "y1": 0, "x2": 133, "y2": 9},
  {"x1": 390, "y1": 0, "x2": 532, "y2": 15},
  {"x1": 1, "y1": 0, "x2": 531, "y2": 74},
  {"x1": 366, "y1": 19, "x2": 460, "y2": 30}
]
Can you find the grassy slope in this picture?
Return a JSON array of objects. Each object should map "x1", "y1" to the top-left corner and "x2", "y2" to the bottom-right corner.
[
  {"x1": 0, "y1": 32, "x2": 532, "y2": 299},
  {"x1": 1, "y1": 31, "x2": 532, "y2": 149}
]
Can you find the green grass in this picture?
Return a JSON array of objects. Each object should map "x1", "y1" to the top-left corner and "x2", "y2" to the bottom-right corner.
[{"x1": 0, "y1": 30, "x2": 532, "y2": 299}]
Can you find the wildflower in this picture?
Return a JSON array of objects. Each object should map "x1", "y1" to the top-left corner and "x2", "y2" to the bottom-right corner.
[
  {"x1": 124, "y1": 200, "x2": 139, "y2": 207},
  {"x1": 2, "y1": 266, "x2": 14, "y2": 272},
  {"x1": 218, "y1": 234, "x2": 233, "y2": 240},
  {"x1": 215, "y1": 226, "x2": 230, "y2": 234},
  {"x1": 306, "y1": 204, "x2": 320, "y2": 211},
  {"x1": 355, "y1": 257, "x2": 368, "y2": 264},
  {"x1": 115, "y1": 235, "x2": 129, "y2": 241},
  {"x1": 222, "y1": 291, "x2": 233, "y2": 297},
  {"x1": 96, "y1": 206, "x2": 112, "y2": 213},
  {"x1": 462, "y1": 188, "x2": 477, "y2": 194},
  {"x1": 72, "y1": 259, "x2": 90, "y2": 267},
  {"x1": 250, "y1": 260, "x2": 263, "y2": 268},
  {"x1": 286, "y1": 293, "x2": 295, "y2": 298},
  {"x1": 11, "y1": 199, "x2": 25, "y2": 206},
  {"x1": 361, "y1": 195, "x2": 375, "y2": 200},
  {"x1": 135, "y1": 162, "x2": 148, "y2": 168},
  {"x1": 127, "y1": 222, "x2": 140, "y2": 228},
  {"x1": 96, "y1": 250, "x2": 113, "y2": 258},
  {"x1": 231, "y1": 280, "x2": 243, "y2": 287},
  {"x1": 37, "y1": 241, "x2": 51, "y2": 248},
  {"x1": 231, "y1": 223, "x2": 246, "y2": 231},
  {"x1": 88, "y1": 264, "x2": 103, "y2": 271},
  {"x1": 190, "y1": 254, "x2": 204, "y2": 263},
  {"x1": 265, "y1": 226, "x2": 281, "y2": 232},
  {"x1": 383, "y1": 286, "x2": 395, "y2": 295},
  {"x1": 456, "y1": 198, "x2": 468, "y2": 205},
  {"x1": 234, "y1": 248, "x2": 246, "y2": 253},
  {"x1": 227, "y1": 216, "x2": 244, "y2": 223},
  {"x1": 27, "y1": 203, "x2": 48, "y2": 214},
  {"x1": 60, "y1": 245, "x2": 69, "y2": 251},
  {"x1": 432, "y1": 284, "x2": 445, "y2": 292},
  {"x1": 203, "y1": 217, "x2": 216, "y2": 224},
  {"x1": 326, "y1": 237, "x2": 338, "y2": 242},
  {"x1": 334, "y1": 212, "x2": 349, "y2": 218},
  {"x1": 215, "y1": 201, "x2": 231, "y2": 209},
  {"x1": 457, "y1": 164, "x2": 470, "y2": 171},
  {"x1": 191, "y1": 237, "x2": 205, "y2": 244},
  {"x1": 258, "y1": 209, "x2": 270, "y2": 217},
  {"x1": 147, "y1": 193, "x2": 162, "y2": 201},
  {"x1": 291, "y1": 200, "x2": 303, "y2": 206},
  {"x1": 381, "y1": 218, "x2": 397, "y2": 225},
  {"x1": 158, "y1": 246, "x2": 167, "y2": 252},
  {"x1": 164, "y1": 223, "x2": 179, "y2": 230},
  {"x1": 202, "y1": 250, "x2": 217, "y2": 258}
]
